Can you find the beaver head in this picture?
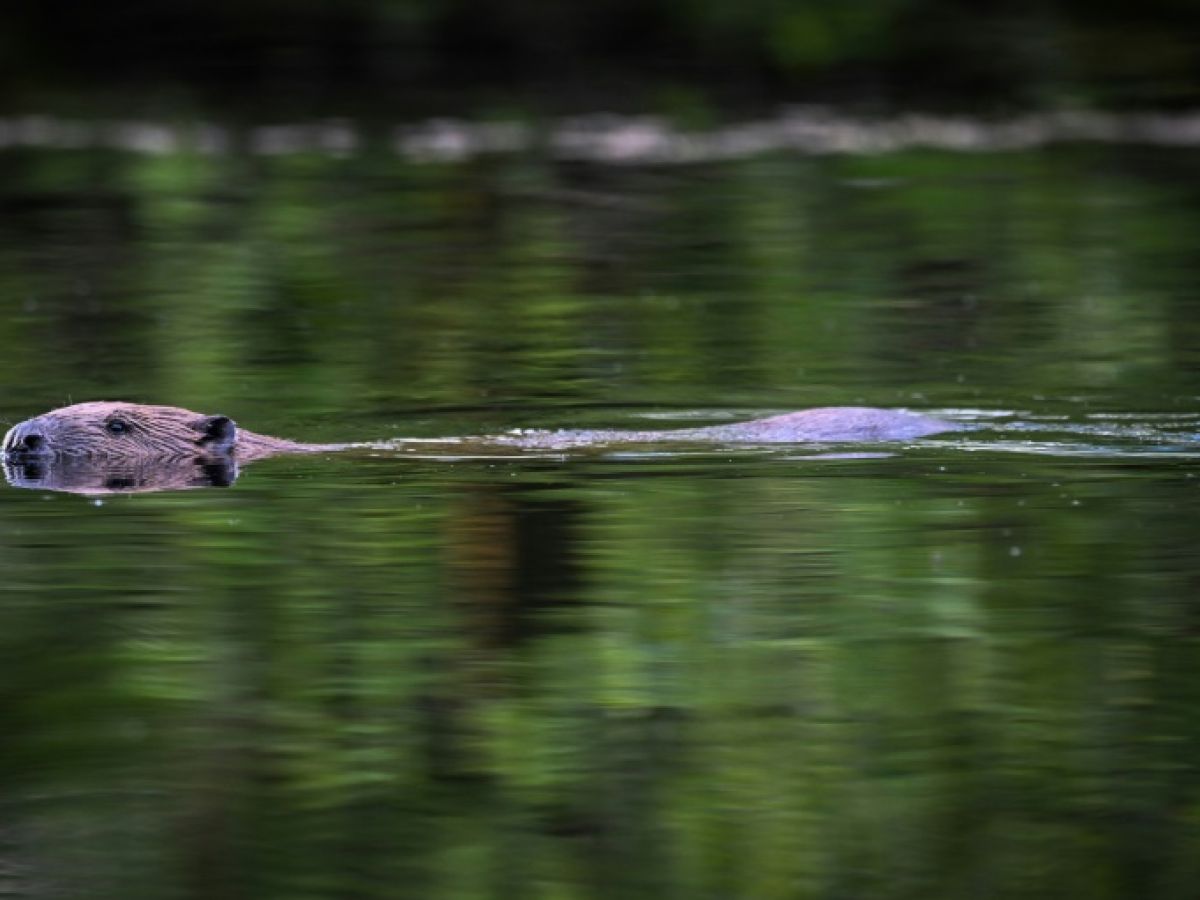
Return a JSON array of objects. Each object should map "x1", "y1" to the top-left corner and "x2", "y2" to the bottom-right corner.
[{"x1": 3, "y1": 401, "x2": 240, "y2": 461}]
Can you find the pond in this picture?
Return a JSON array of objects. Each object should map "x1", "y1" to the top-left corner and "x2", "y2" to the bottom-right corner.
[{"x1": 1, "y1": 133, "x2": 1199, "y2": 898}]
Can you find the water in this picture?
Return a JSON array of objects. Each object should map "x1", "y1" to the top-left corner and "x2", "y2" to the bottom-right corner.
[{"x1": 1, "y1": 136, "x2": 1200, "y2": 898}]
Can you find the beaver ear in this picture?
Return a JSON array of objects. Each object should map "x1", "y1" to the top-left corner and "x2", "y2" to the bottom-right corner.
[{"x1": 195, "y1": 415, "x2": 238, "y2": 451}]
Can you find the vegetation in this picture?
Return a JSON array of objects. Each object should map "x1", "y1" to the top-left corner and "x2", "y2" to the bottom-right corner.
[{"x1": 2, "y1": 0, "x2": 1199, "y2": 114}]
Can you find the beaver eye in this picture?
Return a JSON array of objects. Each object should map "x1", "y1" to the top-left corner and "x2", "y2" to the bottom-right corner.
[{"x1": 106, "y1": 419, "x2": 131, "y2": 435}]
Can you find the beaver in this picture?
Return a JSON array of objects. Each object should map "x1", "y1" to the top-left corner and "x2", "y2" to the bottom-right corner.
[{"x1": 2, "y1": 400, "x2": 952, "y2": 476}]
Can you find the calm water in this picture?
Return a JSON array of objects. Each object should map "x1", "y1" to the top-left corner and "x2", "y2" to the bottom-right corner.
[{"x1": 2, "y1": 138, "x2": 1200, "y2": 899}]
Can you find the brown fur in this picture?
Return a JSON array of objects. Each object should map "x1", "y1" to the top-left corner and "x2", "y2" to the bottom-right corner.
[{"x1": 2, "y1": 401, "x2": 333, "y2": 463}]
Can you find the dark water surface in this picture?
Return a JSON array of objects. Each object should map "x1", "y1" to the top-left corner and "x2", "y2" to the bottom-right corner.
[{"x1": 2, "y1": 139, "x2": 1200, "y2": 898}]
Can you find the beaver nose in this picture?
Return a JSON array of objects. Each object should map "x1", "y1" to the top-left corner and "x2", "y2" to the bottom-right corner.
[{"x1": 3, "y1": 424, "x2": 45, "y2": 455}]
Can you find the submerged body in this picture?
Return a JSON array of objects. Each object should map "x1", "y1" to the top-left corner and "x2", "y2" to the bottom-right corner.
[{"x1": 496, "y1": 407, "x2": 949, "y2": 448}]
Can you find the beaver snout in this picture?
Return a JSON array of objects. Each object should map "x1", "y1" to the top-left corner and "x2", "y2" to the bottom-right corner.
[{"x1": 3, "y1": 423, "x2": 48, "y2": 456}]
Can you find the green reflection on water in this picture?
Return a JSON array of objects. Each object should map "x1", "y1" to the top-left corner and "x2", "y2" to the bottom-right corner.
[{"x1": 1, "y1": 142, "x2": 1200, "y2": 898}]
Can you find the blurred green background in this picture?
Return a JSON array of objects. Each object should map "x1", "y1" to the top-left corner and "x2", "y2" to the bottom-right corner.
[{"x1": 2, "y1": 0, "x2": 1199, "y2": 115}]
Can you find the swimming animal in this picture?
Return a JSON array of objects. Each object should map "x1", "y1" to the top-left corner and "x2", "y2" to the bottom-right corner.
[
  {"x1": 1, "y1": 401, "x2": 952, "y2": 494},
  {"x1": 3, "y1": 400, "x2": 951, "y2": 462}
]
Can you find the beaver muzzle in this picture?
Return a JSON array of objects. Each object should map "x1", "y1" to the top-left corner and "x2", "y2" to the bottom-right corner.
[{"x1": 3, "y1": 422, "x2": 49, "y2": 458}]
